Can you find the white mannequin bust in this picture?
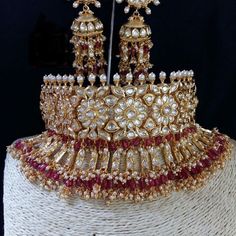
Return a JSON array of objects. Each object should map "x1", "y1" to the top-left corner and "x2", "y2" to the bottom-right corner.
[{"x1": 4, "y1": 139, "x2": 236, "y2": 236}]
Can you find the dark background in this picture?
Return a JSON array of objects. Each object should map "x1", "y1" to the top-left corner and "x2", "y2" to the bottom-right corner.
[{"x1": 0, "y1": 0, "x2": 236, "y2": 234}]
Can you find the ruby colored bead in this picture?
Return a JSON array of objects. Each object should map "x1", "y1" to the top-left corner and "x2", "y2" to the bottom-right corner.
[
  {"x1": 175, "y1": 133, "x2": 181, "y2": 141},
  {"x1": 101, "y1": 179, "x2": 108, "y2": 190},
  {"x1": 62, "y1": 135, "x2": 68, "y2": 143},
  {"x1": 38, "y1": 164, "x2": 47, "y2": 172},
  {"x1": 155, "y1": 136, "x2": 163, "y2": 146},
  {"x1": 93, "y1": 65, "x2": 98, "y2": 74},
  {"x1": 48, "y1": 130, "x2": 56, "y2": 137},
  {"x1": 65, "y1": 179, "x2": 74, "y2": 187},
  {"x1": 15, "y1": 140, "x2": 23, "y2": 150},
  {"x1": 81, "y1": 44, "x2": 88, "y2": 50},
  {"x1": 178, "y1": 167, "x2": 190, "y2": 180},
  {"x1": 74, "y1": 141, "x2": 81, "y2": 151},
  {"x1": 138, "y1": 178, "x2": 146, "y2": 190},
  {"x1": 108, "y1": 142, "x2": 117, "y2": 152},
  {"x1": 200, "y1": 158, "x2": 212, "y2": 168},
  {"x1": 127, "y1": 179, "x2": 136, "y2": 191},
  {"x1": 26, "y1": 147, "x2": 32, "y2": 153},
  {"x1": 95, "y1": 41, "x2": 101, "y2": 49},
  {"x1": 51, "y1": 172, "x2": 60, "y2": 181},
  {"x1": 84, "y1": 138, "x2": 91, "y2": 147},
  {"x1": 107, "y1": 179, "x2": 113, "y2": 189},
  {"x1": 143, "y1": 45, "x2": 149, "y2": 53},
  {"x1": 159, "y1": 175, "x2": 168, "y2": 185},
  {"x1": 166, "y1": 133, "x2": 174, "y2": 142},
  {"x1": 207, "y1": 149, "x2": 218, "y2": 160},
  {"x1": 86, "y1": 180, "x2": 94, "y2": 190},
  {"x1": 76, "y1": 178, "x2": 83, "y2": 187},
  {"x1": 154, "y1": 178, "x2": 161, "y2": 187},
  {"x1": 190, "y1": 165, "x2": 203, "y2": 175},
  {"x1": 122, "y1": 140, "x2": 130, "y2": 149},
  {"x1": 45, "y1": 170, "x2": 53, "y2": 178},
  {"x1": 32, "y1": 161, "x2": 39, "y2": 169},
  {"x1": 95, "y1": 139, "x2": 101, "y2": 149},
  {"x1": 149, "y1": 179, "x2": 155, "y2": 187},
  {"x1": 145, "y1": 138, "x2": 153, "y2": 147},
  {"x1": 167, "y1": 171, "x2": 176, "y2": 180},
  {"x1": 132, "y1": 138, "x2": 140, "y2": 147},
  {"x1": 95, "y1": 175, "x2": 101, "y2": 185},
  {"x1": 183, "y1": 128, "x2": 189, "y2": 137},
  {"x1": 131, "y1": 47, "x2": 136, "y2": 56},
  {"x1": 217, "y1": 145, "x2": 225, "y2": 154}
]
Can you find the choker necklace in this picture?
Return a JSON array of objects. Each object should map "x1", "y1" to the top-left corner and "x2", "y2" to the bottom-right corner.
[{"x1": 8, "y1": 0, "x2": 233, "y2": 204}]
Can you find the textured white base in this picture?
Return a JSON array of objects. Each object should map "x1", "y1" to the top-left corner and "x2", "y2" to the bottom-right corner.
[{"x1": 4, "y1": 140, "x2": 236, "y2": 236}]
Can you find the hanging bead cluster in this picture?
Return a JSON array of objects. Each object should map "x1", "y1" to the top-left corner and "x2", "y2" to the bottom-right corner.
[
  {"x1": 118, "y1": 12, "x2": 153, "y2": 84},
  {"x1": 116, "y1": 0, "x2": 161, "y2": 84},
  {"x1": 70, "y1": 1, "x2": 107, "y2": 77}
]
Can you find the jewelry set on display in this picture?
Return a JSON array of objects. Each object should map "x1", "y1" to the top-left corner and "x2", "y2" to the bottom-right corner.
[{"x1": 8, "y1": 0, "x2": 233, "y2": 204}]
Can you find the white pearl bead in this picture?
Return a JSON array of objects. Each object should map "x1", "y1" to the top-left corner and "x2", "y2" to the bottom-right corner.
[
  {"x1": 113, "y1": 73, "x2": 120, "y2": 81},
  {"x1": 159, "y1": 71, "x2": 166, "y2": 79},
  {"x1": 126, "y1": 72, "x2": 133, "y2": 80},
  {"x1": 146, "y1": 8, "x2": 152, "y2": 15},
  {"x1": 95, "y1": 1, "x2": 101, "y2": 8},
  {"x1": 153, "y1": 0, "x2": 161, "y2": 6},
  {"x1": 149, "y1": 72, "x2": 156, "y2": 80},
  {"x1": 73, "y1": 2, "x2": 79, "y2": 8},
  {"x1": 100, "y1": 74, "x2": 107, "y2": 82},
  {"x1": 124, "y1": 6, "x2": 130, "y2": 14}
]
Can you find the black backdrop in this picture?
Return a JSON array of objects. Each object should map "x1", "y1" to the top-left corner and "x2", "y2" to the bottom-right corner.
[{"x1": 0, "y1": 0, "x2": 236, "y2": 234}]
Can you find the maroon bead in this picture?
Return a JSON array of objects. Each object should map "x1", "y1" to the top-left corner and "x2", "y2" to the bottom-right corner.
[
  {"x1": 166, "y1": 133, "x2": 174, "y2": 142},
  {"x1": 167, "y1": 171, "x2": 176, "y2": 180},
  {"x1": 154, "y1": 178, "x2": 161, "y2": 187},
  {"x1": 122, "y1": 140, "x2": 130, "y2": 149},
  {"x1": 155, "y1": 136, "x2": 163, "y2": 146},
  {"x1": 138, "y1": 178, "x2": 146, "y2": 190},
  {"x1": 127, "y1": 179, "x2": 136, "y2": 191},
  {"x1": 200, "y1": 158, "x2": 212, "y2": 168},
  {"x1": 108, "y1": 142, "x2": 117, "y2": 152},
  {"x1": 85, "y1": 138, "x2": 94, "y2": 147},
  {"x1": 15, "y1": 140, "x2": 23, "y2": 150},
  {"x1": 64, "y1": 179, "x2": 74, "y2": 188},
  {"x1": 190, "y1": 165, "x2": 203, "y2": 175},
  {"x1": 131, "y1": 47, "x2": 136, "y2": 57},
  {"x1": 143, "y1": 45, "x2": 149, "y2": 53},
  {"x1": 178, "y1": 167, "x2": 190, "y2": 180},
  {"x1": 183, "y1": 128, "x2": 190, "y2": 137},
  {"x1": 62, "y1": 135, "x2": 68, "y2": 143},
  {"x1": 159, "y1": 175, "x2": 168, "y2": 185},
  {"x1": 26, "y1": 147, "x2": 32, "y2": 153},
  {"x1": 101, "y1": 179, "x2": 108, "y2": 190},
  {"x1": 145, "y1": 138, "x2": 153, "y2": 147},
  {"x1": 48, "y1": 130, "x2": 56, "y2": 137},
  {"x1": 76, "y1": 178, "x2": 83, "y2": 187},
  {"x1": 74, "y1": 141, "x2": 81, "y2": 151},
  {"x1": 32, "y1": 161, "x2": 39, "y2": 169},
  {"x1": 207, "y1": 149, "x2": 218, "y2": 160},
  {"x1": 149, "y1": 179, "x2": 155, "y2": 187},
  {"x1": 51, "y1": 172, "x2": 60, "y2": 181},
  {"x1": 132, "y1": 138, "x2": 140, "y2": 147},
  {"x1": 175, "y1": 133, "x2": 181, "y2": 141},
  {"x1": 95, "y1": 175, "x2": 101, "y2": 185},
  {"x1": 81, "y1": 44, "x2": 88, "y2": 50},
  {"x1": 95, "y1": 41, "x2": 101, "y2": 49},
  {"x1": 45, "y1": 170, "x2": 53, "y2": 178},
  {"x1": 38, "y1": 163, "x2": 47, "y2": 172}
]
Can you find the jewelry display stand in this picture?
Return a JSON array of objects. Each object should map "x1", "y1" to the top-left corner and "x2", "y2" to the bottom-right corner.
[{"x1": 4, "y1": 140, "x2": 236, "y2": 236}]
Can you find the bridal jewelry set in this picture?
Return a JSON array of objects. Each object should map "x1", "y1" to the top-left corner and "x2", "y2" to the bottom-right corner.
[{"x1": 8, "y1": 0, "x2": 233, "y2": 203}]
